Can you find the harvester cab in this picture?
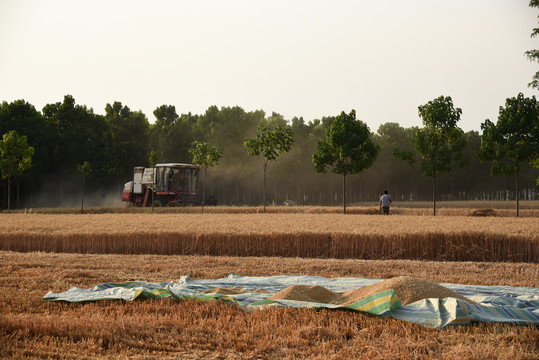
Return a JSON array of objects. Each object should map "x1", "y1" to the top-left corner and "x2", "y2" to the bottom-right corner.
[{"x1": 122, "y1": 163, "x2": 200, "y2": 207}]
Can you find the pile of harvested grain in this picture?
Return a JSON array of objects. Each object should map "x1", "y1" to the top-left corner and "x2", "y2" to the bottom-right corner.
[
  {"x1": 268, "y1": 277, "x2": 477, "y2": 306},
  {"x1": 268, "y1": 285, "x2": 345, "y2": 304},
  {"x1": 344, "y1": 276, "x2": 477, "y2": 305}
]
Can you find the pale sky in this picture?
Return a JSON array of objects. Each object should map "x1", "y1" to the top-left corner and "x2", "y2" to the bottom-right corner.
[{"x1": 1, "y1": 0, "x2": 538, "y2": 132}]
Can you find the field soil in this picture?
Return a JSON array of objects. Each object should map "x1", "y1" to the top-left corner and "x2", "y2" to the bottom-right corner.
[{"x1": 1, "y1": 251, "x2": 538, "y2": 359}]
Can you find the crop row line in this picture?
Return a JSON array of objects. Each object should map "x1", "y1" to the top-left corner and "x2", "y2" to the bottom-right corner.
[{"x1": 0, "y1": 232, "x2": 536, "y2": 262}]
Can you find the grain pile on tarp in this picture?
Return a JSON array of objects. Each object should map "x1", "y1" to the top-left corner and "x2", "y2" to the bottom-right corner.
[
  {"x1": 269, "y1": 276, "x2": 477, "y2": 306},
  {"x1": 269, "y1": 285, "x2": 345, "y2": 304},
  {"x1": 43, "y1": 275, "x2": 539, "y2": 328},
  {"x1": 343, "y1": 276, "x2": 478, "y2": 305}
]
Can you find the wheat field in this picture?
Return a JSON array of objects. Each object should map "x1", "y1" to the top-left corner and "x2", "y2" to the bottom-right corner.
[
  {"x1": 2, "y1": 213, "x2": 538, "y2": 235},
  {"x1": 1, "y1": 213, "x2": 537, "y2": 262},
  {"x1": 1, "y1": 211, "x2": 538, "y2": 358}
]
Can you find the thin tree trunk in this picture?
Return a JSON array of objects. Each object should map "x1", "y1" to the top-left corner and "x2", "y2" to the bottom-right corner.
[
  {"x1": 343, "y1": 174, "x2": 346, "y2": 215},
  {"x1": 516, "y1": 167, "x2": 519, "y2": 218},
  {"x1": 263, "y1": 164, "x2": 267, "y2": 213}
]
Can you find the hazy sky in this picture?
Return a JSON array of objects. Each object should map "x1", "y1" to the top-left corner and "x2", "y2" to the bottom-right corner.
[{"x1": 1, "y1": 0, "x2": 538, "y2": 132}]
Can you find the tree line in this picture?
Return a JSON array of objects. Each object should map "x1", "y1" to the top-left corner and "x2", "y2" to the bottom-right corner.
[{"x1": 0, "y1": 94, "x2": 538, "y2": 211}]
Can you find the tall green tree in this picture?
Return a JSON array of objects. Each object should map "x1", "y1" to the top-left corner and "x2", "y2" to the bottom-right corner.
[
  {"x1": 244, "y1": 122, "x2": 294, "y2": 213},
  {"x1": 313, "y1": 110, "x2": 379, "y2": 214},
  {"x1": 0, "y1": 100, "x2": 54, "y2": 206},
  {"x1": 105, "y1": 102, "x2": 150, "y2": 184},
  {"x1": 196, "y1": 106, "x2": 264, "y2": 205},
  {"x1": 0, "y1": 130, "x2": 34, "y2": 212},
  {"x1": 150, "y1": 105, "x2": 195, "y2": 163},
  {"x1": 394, "y1": 96, "x2": 466, "y2": 215},
  {"x1": 43, "y1": 95, "x2": 113, "y2": 203},
  {"x1": 188, "y1": 140, "x2": 224, "y2": 213},
  {"x1": 478, "y1": 93, "x2": 539, "y2": 217},
  {"x1": 526, "y1": 0, "x2": 539, "y2": 89},
  {"x1": 77, "y1": 161, "x2": 91, "y2": 214}
]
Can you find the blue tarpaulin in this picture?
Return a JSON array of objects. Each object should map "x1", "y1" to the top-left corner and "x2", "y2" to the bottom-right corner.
[{"x1": 43, "y1": 275, "x2": 539, "y2": 328}]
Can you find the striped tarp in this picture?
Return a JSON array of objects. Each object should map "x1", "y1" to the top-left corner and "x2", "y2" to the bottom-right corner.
[{"x1": 42, "y1": 275, "x2": 539, "y2": 328}]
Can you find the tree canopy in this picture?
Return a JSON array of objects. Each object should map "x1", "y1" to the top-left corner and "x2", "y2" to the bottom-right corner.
[
  {"x1": 244, "y1": 122, "x2": 294, "y2": 212},
  {"x1": 479, "y1": 93, "x2": 539, "y2": 216},
  {"x1": 394, "y1": 96, "x2": 466, "y2": 215},
  {"x1": 0, "y1": 96, "x2": 537, "y2": 210},
  {"x1": 43, "y1": 95, "x2": 112, "y2": 202},
  {"x1": 105, "y1": 101, "x2": 150, "y2": 183},
  {"x1": 189, "y1": 140, "x2": 224, "y2": 213},
  {"x1": 313, "y1": 110, "x2": 379, "y2": 214},
  {"x1": 0, "y1": 130, "x2": 34, "y2": 212},
  {"x1": 526, "y1": 0, "x2": 539, "y2": 89}
]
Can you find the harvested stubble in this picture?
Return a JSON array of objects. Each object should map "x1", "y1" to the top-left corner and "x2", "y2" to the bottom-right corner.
[
  {"x1": 0, "y1": 214, "x2": 537, "y2": 262},
  {"x1": 1, "y1": 251, "x2": 538, "y2": 359}
]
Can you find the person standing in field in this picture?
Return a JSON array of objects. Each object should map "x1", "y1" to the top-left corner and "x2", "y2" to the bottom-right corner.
[{"x1": 379, "y1": 190, "x2": 392, "y2": 215}]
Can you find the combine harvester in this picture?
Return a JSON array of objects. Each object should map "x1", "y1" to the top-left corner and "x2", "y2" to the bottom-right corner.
[{"x1": 121, "y1": 163, "x2": 201, "y2": 207}]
